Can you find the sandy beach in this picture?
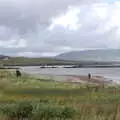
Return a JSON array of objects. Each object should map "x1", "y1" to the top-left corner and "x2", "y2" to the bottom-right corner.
[
  {"x1": 17, "y1": 66, "x2": 117, "y2": 85},
  {"x1": 66, "y1": 75, "x2": 113, "y2": 84},
  {"x1": 34, "y1": 74, "x2": 113, "y2": 85}
]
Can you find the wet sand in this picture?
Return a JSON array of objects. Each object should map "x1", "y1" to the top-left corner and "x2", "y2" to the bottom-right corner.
[
  {"x1": 59, "y1": 75, "x2": 112, "y2": 84},
  {"x1": 34, "y1": 74, "x2": 113, "y2": 85}
]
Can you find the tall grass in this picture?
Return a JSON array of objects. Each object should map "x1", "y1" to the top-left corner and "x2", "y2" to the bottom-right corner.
[{"x1": 0, "y1": 70, "x2": 120, "y2": 119}]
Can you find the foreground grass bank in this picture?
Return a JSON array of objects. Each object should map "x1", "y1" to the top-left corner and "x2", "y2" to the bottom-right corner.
[{"x1": 0, "y1": 70, "x2": 120, "y2": 119}]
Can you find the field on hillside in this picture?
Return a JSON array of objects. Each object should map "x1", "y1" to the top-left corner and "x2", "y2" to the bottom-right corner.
[
  {"x1": 0, "y1": 57, "x2": 76, "y2": 66},
  {"x1": 0, "y1": 57, "x2": 114, "y2": 66},
  {"x1": 0, "y1": 70, "x2": 120, "y2": 119}
]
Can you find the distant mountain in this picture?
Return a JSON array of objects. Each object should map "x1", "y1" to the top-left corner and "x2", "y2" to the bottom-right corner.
[{"x1": 56, "y1": 49, "x2": 120, "y2": 61}]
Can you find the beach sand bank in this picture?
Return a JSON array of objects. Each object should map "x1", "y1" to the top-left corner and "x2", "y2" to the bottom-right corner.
[{"x1": 34, "y1": 74, "x2": 114, "y2": 85}]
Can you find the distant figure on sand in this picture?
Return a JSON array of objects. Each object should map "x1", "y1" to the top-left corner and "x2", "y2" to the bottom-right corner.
[
  {"x1": 88, "y1": 73, "x2": 91, "y2": 81},
  {"x1": 16, "y1": 69, "x2": 21, "y2": 78}
]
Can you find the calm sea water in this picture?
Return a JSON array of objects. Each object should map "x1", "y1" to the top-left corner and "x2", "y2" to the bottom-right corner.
[{"x1": 20, "y1": 66, "x2": 120, "y2": 83}]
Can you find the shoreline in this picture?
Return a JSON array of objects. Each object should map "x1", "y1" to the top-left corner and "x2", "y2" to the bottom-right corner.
[
  {"x1": 33, "y1": 73, "x2": 114, "y2": 85},
  {"x1": 10, "y1": 68, "x2": 116, "y2": 85}
]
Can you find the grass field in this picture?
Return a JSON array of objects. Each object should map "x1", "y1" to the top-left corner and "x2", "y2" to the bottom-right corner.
[
  {"x1": 0, "y1": 57, "x2": 76, "y2": 66},
  {"x1": 0, "y1": 57, "x2": 114, "y2": 66},
  {"x1": 0, "y1": 70, "x2": 120, "y2": 119}
]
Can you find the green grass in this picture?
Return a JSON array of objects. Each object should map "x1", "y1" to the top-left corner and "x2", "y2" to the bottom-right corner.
[
  {"x1": 0, "y1": 57, "x2": 76, "y2": 66},
  {"x1": 0, "y1": 70, "x2": 120, "y2": 119},
  {"x1": 0, "y1": 57, "x2": 114, "y2": 66}
]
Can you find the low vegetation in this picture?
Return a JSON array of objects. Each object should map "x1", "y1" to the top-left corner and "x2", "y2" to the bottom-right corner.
[
  {"x1": 0, "y1": 56, "x2": 115, "y2": 66},
  {"x1": 0, "y1": 70, "x2": 120, "y2": 119},
  {"x1": 0, "y1": 57, "x2": 76, "y2": 66}
]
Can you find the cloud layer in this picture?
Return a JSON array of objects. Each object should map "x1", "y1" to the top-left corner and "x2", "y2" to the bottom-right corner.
[{"x1": 0, "y1": 0, "x2": 120, "y2": 57}]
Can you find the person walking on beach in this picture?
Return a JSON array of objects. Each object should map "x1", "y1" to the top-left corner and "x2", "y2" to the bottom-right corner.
[
  {"x1": 16, "y1": 68, "x2": 21, "y2": 78},
  {"x1": 88, "y1": 73, "x2": 91, "y2": 81}
]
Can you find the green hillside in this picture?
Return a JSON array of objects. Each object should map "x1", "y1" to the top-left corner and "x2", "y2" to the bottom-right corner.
[
  {"x1": 0, "y1": 56, "x2": 117, "y2": 67},
  {"x1": 0, "y1": 57, "x2": 76, "y2": 66}
]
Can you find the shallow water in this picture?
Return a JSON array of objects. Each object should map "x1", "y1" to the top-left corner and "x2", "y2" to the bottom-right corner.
[{"x1": 20, "y1": 66, "x2": 120, "y2": 83}]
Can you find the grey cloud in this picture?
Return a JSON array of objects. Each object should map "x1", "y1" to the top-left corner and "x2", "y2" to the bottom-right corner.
[
  {"x1": 0, "y1": 0, "x2": 99, "y2": 35},
  {"x1": 0, "y1": 0, "x2": 115, "y2": 57}
]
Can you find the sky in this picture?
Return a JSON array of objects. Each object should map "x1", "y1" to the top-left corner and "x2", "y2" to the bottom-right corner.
[{"x1": 0, "y1": 0, "x2": 120, "y2": 57}]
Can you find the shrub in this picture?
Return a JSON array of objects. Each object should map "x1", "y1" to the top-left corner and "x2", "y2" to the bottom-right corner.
[
  {"x1": 62, "y1": 107, "x2": 75, "y2": 119},
  {"x1": 0, "y1": 101, "x2": 33, "y2": 120}
]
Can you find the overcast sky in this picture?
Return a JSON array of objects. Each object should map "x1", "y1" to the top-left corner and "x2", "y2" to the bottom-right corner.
[{"x1": 0, "y1": 0, "x2": 120, "y2": 57}]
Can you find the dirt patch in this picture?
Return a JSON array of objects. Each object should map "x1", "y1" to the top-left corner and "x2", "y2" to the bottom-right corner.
[{"x1": 63, "y1": 75, "x2": 113, "y2": 85}]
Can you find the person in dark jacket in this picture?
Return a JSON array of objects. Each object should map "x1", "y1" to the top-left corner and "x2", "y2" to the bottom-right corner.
[
  {"x1": 16, "y1": 68, "x2": 21, "y2": 78},
  {"x1": 88, "y1": 73, "x2": 91, "y2": 81}
]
